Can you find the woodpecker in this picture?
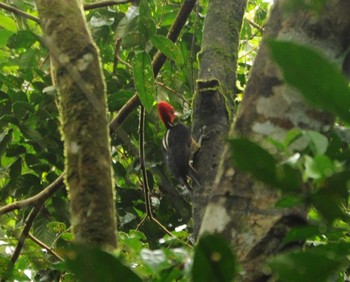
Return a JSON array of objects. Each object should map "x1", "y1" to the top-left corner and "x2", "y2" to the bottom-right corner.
[{"x1": 157, "y1": 101, "x2": 199, "y2": 190}]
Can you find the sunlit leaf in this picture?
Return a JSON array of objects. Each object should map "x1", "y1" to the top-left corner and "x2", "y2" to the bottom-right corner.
[
  {"x1": 0, "y1": 13, "x2": 17, "y2": 33},
  {"x1": 132, "y1": 51, "x2": 155, "y2": 111},
  {"x1": 151, "y1": 35, "x2": 184, "y2": 64}
]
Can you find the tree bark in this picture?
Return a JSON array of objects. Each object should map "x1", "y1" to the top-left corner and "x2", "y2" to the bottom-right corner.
[
  {"x1": 192, "y1": 0, "x2": 247, "y2": 236},
  {"x1": 35, "y1": 0, "x2": 117, "y2": 249},
  {"x1": 199, "y1": 0, "x2": 350, "y2": 280}
]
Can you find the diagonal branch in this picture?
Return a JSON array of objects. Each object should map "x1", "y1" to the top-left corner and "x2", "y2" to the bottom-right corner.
[
  {"x1": 0, "y1": 206, "x2": 43, "y2": 282},
  {"x1": 109, "y1": 0, "x2": 197, "y2": 131},
  {"x1": 0, "y1": 175, "x2": 64, "y2": 216}
]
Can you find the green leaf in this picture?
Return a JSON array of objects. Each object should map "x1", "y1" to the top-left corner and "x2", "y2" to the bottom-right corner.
[
  {"x1": 304, "y1": 155, "x2": 334, "y2": 179},
  {"x1": 12, "y1": 100, "x2": 33, "y2": 119},
  {"x1": 62, "y1": 245, "x2": 142, "y2": 282},
  {"x1": 0, "y1": 29, "x2": 13, "y2": 48},
  {"x1": 0, "y1": 13, "x2": 17, "y2": 33},
  {"x1": 269, "y1": 242, "x2": 350, "y2": 282},
  {"x1": 139, "y1": 0, "x2": 152, "y2": 19},
  {"x1": 311, "y1": 171, "x2": 349, "y2": 223},
  {"x1": 283, "y1": 225, "x2": 321, "y2": 244},
  {"x1": 304, "y1": 130, "x2": 328, "y2": 155},
  {"x1": 268, "y1": 40, "x2": 350, "y2": 123},
  {"x1": 192, "y1": 234, "x2": 236, "y2": 282},
  {"x1": 230, "y1": 138, "x2": 277, "y2": 184},
  {"x1": 151, "y1": 35, "x2": 184, "y2": 64},
  {"x1": 7, "y1": 30, "x2": 38, "y2": 49},
  {"x1": 0, "y1": 129, "x2": 12, "y2": 158},
  {"x1": 9, "y1": 158, "x2": 22, "y2": 179},
  {"x1": 138, "y1": 17, "x2": 156, "y2": 46},
  {"x1": 132, "y1": 51, "x2": 155, "y2": 111}
]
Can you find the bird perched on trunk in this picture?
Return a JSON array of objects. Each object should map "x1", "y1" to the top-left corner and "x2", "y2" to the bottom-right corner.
[{"x1": 157, "y1": 101, "x2": 200, "y2": 191}]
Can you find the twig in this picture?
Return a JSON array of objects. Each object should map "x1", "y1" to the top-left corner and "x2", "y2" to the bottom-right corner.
[
  {"x1": 1, "y1": 206, "x2": 43, "y2": 282},
  {"x1": 109, "y1": 0, "x2": 197, "y2": 131},
  {"x1": 28, "y1": 233, "x2": 63, "y2": 261},
  {"x1": 84, "y1": 0, "x2": 132, "y2": 10},
  {"x1": 245, "y1": 18, "x2": 264, "y2": 33},
  {"x1": 0, "y1": 2, "x2": 40, "y2": 23},
  {"x1": 0, "y1": 174, "x2": 64, "y2": 216},
  {"x1": 0, "y1": 1, "x2": 131, "y2": 25},
  {"x1": 138, "y1": 106, "x2": 174, "y2": 238}
]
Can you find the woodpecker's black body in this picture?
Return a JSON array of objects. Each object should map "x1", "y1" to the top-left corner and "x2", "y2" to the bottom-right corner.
[
  {"x1": 157, "y1": 101, "x2": 198, "y2": 190},
  {"x1": 162, "y1": 123, "x2": 192, "y2": 185}
]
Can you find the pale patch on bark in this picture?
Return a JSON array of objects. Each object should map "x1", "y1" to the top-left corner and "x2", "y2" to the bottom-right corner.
[
  {"x1": 199, "y1": 199, "x2": 231, "y2": 234},
  {"x1": 77, "y1": 53, "x2": 94, "y2": 71},
  {"x1": 69, "y1": 141, "x2": 80, "y2": 154}
]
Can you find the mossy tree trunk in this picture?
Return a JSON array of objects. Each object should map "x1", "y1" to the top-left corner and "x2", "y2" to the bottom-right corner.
[
  {"x1": 192, "y1": 0, "x2": 247, "y2": 236},
  {"x1": 35, "y1": 0, "x2": 117, "y2": 249},
  {"x1": 199, "y1": 0, "x2": 350, "y2": 280}
]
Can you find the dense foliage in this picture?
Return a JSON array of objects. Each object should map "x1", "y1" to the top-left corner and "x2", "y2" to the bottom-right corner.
[{"x1": 1, "y1": 0, "x2": 350, "y2": 281}]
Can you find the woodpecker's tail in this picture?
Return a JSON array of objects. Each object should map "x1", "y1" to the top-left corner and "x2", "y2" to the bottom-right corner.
[{"x1": 188, "y1": 164, "x2": 201, "y2": 188}]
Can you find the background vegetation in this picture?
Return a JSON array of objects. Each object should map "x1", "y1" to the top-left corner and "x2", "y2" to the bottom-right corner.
[{"x1": 1, "y1": 0, "x2": 350, "y2": 281}]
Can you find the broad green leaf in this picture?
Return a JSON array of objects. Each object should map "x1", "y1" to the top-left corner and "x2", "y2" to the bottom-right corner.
[
  {"x1": 230, "y1": 138, "x2": 277, "y2": 184},
  {"x1": 304, "y1": 130, "x2": 328, "y2": 155},
  {"x1": 268, "y1": 40, "x2": 350, "y2": 123},
  {"x1": 132, "y1": 51, "x2": 155, "y2": 111},
  {"x1": 9, "y1": 158, "x2": 22, "y2": 179},
  {"x1": 311, "y1": 171, "x2": 349, "y2": 223},
  {"x1": 62, "y1": 245, "x2": 142, "y2": 282},
  {"x1": 7, "y1": 30, "x2": 38, "y2": 49},
  {"x1": 0, "y1": 29, "x2": 13, "y2": 47},
  {"x1": 151, "y1": 35, "x2": 184, "y2": 64},
  {"x1": 115, "y1": 6, "x2": 139, "y2": 38},
  {"x1": 0, "y1": 13, "x2": 17, "y2": 33},
  {"x1": 269, "y1": 242, "x2": 350, "y2": 282},
  {"x1": 275, "y1": 163, "x2": 302, "y2": 191},
  {"x1": 192, "y1": 234, "x2": 236, "y2": 282},
  {"x1": 139, "y1": 0, "x2": 152, "y2": 19},
  {"x1": 138, "y1": 17, "x2": 156, "y2": 46},
  {"x1": 0, "y1": 129, "x2": 12, "y2": 158},
  {"x1": 304, "y1": 155, "x2": 334, "y2": 179},
  {"x1": 12, "y1": 100, "x2": 34, "y2": 119},
  {"x1": 283, "y1": 225, "x2": 322, "y2": 244}
]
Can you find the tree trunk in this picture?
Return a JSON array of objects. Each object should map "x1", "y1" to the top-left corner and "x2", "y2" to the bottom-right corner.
[
  {"x1": 35, "y1": 0, "x2": 117, "y2": 249},
  {"x1": 199, "y1": 0, "x2": 350, "y2": 280},
  {"x1": 192, "y1": 0, "x2": 247, "y2": 236}
]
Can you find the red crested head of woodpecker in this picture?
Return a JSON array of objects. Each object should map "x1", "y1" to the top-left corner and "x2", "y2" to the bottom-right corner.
[
  {"x1": 157, "y1": 101, "x2": 199, "y2": 191},
  {"x1": 157, "y1": 101, "x2": 176, "y2": 129}
]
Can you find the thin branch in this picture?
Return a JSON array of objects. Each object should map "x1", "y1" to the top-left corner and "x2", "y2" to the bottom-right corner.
[
  {"x1": 27, "y1": 233, "x2": 63, "y2": 261},
  {"x1": 0, "y1": 2, "x2": 40, "y2": 23},
  {"x1": 138, "y1": 105, "x2": 174, "y2": 238},
  {"x1": 245, "y1": 18, "x2": 264, "y2": 33},
  {"x1": 0, "y1": 1, "x2": 131, "y2": 25},
  {"x1": 1, "y1": 206, "x2": 43, "y2": 282},
  {"x1": 139, "y1": 106, "x2": 153, "y2": 218},
  {"x1": 109, "y1": 0, "x2": 197, "y2": 131},
  {"x1": 84, "y1": 0, "x2": 132, "y2": 10},
  {"x1": 0, "y1": 175, "x2": 64, "y2": 216}
]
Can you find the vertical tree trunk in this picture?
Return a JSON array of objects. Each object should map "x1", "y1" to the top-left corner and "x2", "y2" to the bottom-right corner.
[
  {"x1": 36, "y1": 0, "x2": 117, "y2": 249},
  {"x1": 192, "y1": 0, "x2": 247, "y2": 236},
  {"x1": 199, "y1": 0, "x2": 350, "y2": 280}
]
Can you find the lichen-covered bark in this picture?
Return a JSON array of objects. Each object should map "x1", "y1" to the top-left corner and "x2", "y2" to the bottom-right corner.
[
  {"x1": 35, "y1": 0, "x2": 117, "y2": 249},
  {"x1": 192, "y1": 0, "x2": 247, "y2": 236},
  {"x1": 199, "y1": 0, "x2": 350, "y2": 280}
]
